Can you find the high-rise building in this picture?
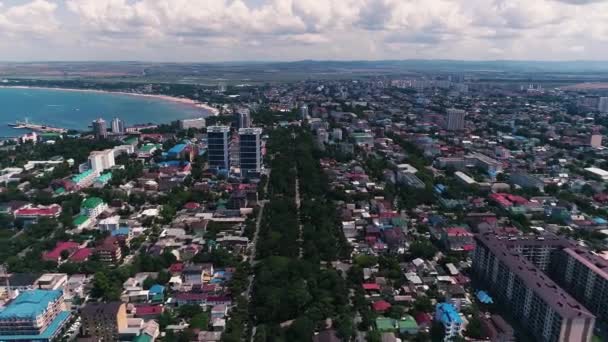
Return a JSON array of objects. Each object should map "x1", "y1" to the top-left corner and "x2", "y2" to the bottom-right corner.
[
  {"x1": 179, "y1": 118, "x2": 206, "y2": 130},
  {"x1": 239, "y1": 127, "x2": 263, "y2": 176},
  {"x1": 236, "y1": 108, "x2": 251, "y2": 129},
  {"x1": 446, "y1": 109, "x2": 466, "y2": 131},
  {"x1": 88, "y1": 149, "x2": 115, "y2": 174},
  {"x1": 591, "y1": 134, "x2": 603, "y2": 148},
  {"x1": 80, "y1": 302, "x2": 127, "y2": 341},
  {"x1": 207, "y1": 126, "x2": 231, "y2": 170},
  {"x1": 300, "y1": 104, "x2": 309, "y2": 120},
  {"x1": 599, "y1": 97, "x2": 608, "y2": 113},
  {"x1": 472, "y1": 234, "x2": 596, "y2": 342},
  {"x1": 92, "y1": 118, "x2": 108, "y2": 139},
  {"x1": 111, "y1": 117, "x2": 125, "y2": 134},
  {"x1": 0, "y1": 289, "x2": 70, "y2": 341}
]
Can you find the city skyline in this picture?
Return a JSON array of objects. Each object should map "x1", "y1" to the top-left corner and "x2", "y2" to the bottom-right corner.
[{"x1": 2, "y1": 0, "x2": 608, "y2": 62}]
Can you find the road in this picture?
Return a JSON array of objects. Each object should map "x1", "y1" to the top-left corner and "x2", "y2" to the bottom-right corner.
[
  {"x1": 294, "y1": 169, "x2": 304, "y2": 259},
  {"x1": 245, "y1": 169, "x2": 270, "y2": 342}
]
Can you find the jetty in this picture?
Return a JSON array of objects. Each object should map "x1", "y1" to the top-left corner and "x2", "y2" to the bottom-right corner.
[{"x1": 8, "y1": 119, "x2": 67, "y2": 134}]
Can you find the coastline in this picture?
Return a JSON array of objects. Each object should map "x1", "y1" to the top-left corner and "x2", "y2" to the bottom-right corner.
[{"x1": 0, "y1": 85, "x2": 220, "y2": 116}]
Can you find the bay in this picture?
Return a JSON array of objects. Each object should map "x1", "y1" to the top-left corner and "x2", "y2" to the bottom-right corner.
[{"x1": 0, "y1": 87, "x2": 211, "y2": 137}]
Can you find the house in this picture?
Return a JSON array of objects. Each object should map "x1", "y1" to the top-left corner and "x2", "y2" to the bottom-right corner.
[
  {"x1": 372, "y1": 300, "x2": 391, "y2": 313},
  {"x1": 80, "y1": 197, "x2": 107, "y2": 218},
  {"x1": 134, "y1": 304, "x2": 164, "y2": 319},
  {"x1": 80, "y1": 302, "x2": 128, "y2": 341},
  {"x1": 14, "y1": 204, "x2": 62, "y2": 222},
  {"x1": 95, "y1": 236, "x2": 122, "y2": 264},
  {"x1": 435, "y1": 302, "x2": 463, "y2": 341}
]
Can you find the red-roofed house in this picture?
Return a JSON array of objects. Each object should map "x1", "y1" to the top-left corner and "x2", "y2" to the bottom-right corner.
[
  {"x1": 441, "y1": 227, "x2": 474, "y2": 252},
  {"x1": 69, "y1": 248, "x2": 92, "y2": 263},
  {"x1": 362, "y1": 283, "x2": 381, "y2": 291},
  {"x1": 169, "y1": 262, "x2": 185, "y2": 275},
  {"x1": 135, "y1": 304, "x2": 164, "y2": 318},
  {"x1": 43, "y1": 241, "x2": 80, "y2": 262},
  {"x1": 183, "y1": 202, "x2": 201, "y2": 210},
  {"x1": 372, "y1": 300, "x2": 392, "y2": 313},
  {"x1": 15, "y1": 204, "x2": 62, "y2": 221}
]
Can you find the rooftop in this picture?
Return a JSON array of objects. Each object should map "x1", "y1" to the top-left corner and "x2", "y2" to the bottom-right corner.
[
  {"x1": 0, "y1": 289, "x2": 63, "y2": 320},
  {"x1": 82, "y1": 197, "x2": 104, "y2": 209},
  {"x1": 476, "y1": 233, "x2": 595, "y2": 319}
]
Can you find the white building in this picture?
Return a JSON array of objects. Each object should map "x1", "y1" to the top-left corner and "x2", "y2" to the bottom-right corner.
[
  {"x1": 585, "y1": 167, "x2": 608, "y2": 181},
  {"x1": 88, "y1": 149, "x2": 115, "y2": 174},
  {"x1": 179, "y1": 118, "x2": 206, "y2": 130},
  {"x1": 98, "y1": 215, "x2": 121, "y2": 232}
]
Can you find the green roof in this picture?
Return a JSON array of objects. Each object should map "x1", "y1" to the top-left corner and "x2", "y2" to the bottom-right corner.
[
  {"x1": 398, "y1": 315, "x2": 419, "y2": 330},
  {"x1": 125, "y1": 137, "x2": 139, "y2": 145},
  {"x1": 133, "y1": 334, "x2": 152, "y2": 342},
  {"x1": 72, "y1": 169, "x2": 94, "y2": 183},
  {"x1": 375, "y1": 317, "x2": 396, "y2": 332},
  {"x1": 54, "y1": 187, "x2": 66, "y2": 195},
  {"x1": 82, "y1": 197, "x2": 104, "y2": 209},
  {"x1": 73, "y1": 215, "x2": 90, "y2": 226},
  {"x1": 139, "y1": 144, "x2": 162, "y2": 152},
  {"x1": 96, "y1": 172, "x2": 113, "y2": 183}
]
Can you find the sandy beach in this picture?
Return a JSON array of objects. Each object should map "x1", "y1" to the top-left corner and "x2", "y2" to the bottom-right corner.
[{"x1": 0, "y1": 85, "x2": 220, "y2": 116}]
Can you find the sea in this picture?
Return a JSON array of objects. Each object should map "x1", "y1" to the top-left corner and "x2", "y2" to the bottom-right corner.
[{"x1": 0, "y1": 87, "x2": 211, "y2": 138}]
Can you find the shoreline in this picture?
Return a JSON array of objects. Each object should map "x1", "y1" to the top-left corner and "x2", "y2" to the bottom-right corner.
[{"x1": 0, "y1": 85, "x2": 220, "y2": 116}]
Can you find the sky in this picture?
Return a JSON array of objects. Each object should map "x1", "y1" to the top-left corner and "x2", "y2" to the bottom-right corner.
[{"x1": 0, "y1": 0, "x2": 607, "y2": 62}]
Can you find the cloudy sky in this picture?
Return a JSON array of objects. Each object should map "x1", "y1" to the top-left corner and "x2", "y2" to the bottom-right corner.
[{"x1": 0, "y1": 0, "x2": 606, "y2": 62}]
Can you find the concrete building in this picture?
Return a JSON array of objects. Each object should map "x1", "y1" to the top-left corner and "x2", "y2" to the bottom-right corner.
[
  {"x1": 80, "y1": 197, "x2": 107, "y2": 218},
  {"x1": 300, "y1": 104, "x2": 309, "y2": 120},
  {"x1": 239, "y1": 127, "x2": 263, "y2": 176},
  {"x1": 80, "y1": 302, "x2": 127, "y2": 341},
  {"x1": 92, "y1": 118, "x2": 108, "y2": 139},
  {"x1": 111, "y1": 117, "x2": 125, "y2": 134},
  {"x1": 446, "y1": 109, "x2": 466, "y2": 131},
  {"x1": 35, "y1": 273, "x2": 68, "y2": 291},
  {"x1": 599, "y1": 97, "x2": 608, "y2": 113},
  {"x1": 0, "y1": 289, "x2": 70, "y2": 341},
  {"x1": 179, "y1": 118, "x2": 206, "y2": 130},
  {"x1": 591, "y1": 134, "x2": 603, "y2": 149},
  {"x1": 236, "y1": 108, "x2": 251, "y2": 129},
  {"x1": 585, "y1": 167, "x2": 608, "y2": 181},
  {"x1": 207, "y1": 126, "x2": 231, "y2": 171},
  {"x1": 472, "y1": 234, "x2": 596, "y2": 342},
  {"x1": 435, "y1": 302, "x2": 462, "y2": 341},
  {"x1": 88, "y1": 149, "x2": 115, "y2": 174}
]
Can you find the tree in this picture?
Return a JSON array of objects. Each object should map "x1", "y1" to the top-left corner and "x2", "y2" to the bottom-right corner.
[
  {"x1": 464, "y1": 316, "x2": 484, "y2": 339},
  {"x1": 190, "y1": 312, "x2": 210, "y2": 330},
  {"x1": 409, "y1": 241, "x2": 438, "y2": 260}
]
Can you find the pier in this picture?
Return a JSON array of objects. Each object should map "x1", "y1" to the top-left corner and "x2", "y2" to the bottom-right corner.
[{"x1": 8, "y1": 120, "x2": 67, "y2": 134}]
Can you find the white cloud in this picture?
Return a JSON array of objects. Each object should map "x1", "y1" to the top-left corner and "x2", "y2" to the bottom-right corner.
[
  {"x1": 0, "y1": 0, "x2": 604, "y2": 61},
  {"x1": 0, "y1": 0, "x2": 59, "y2": 37}
]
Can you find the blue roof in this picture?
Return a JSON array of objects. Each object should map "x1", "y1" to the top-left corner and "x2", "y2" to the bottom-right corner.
[
  {"x1": 111, "y1": 227, "x2": 131, "y2": 236},
  {"x1": 0, "y1": 290, "x2": 63, "y2": 320},
  {"x1": 149, "y1": 285, "x2": 165, "y2": 295},
  {"x1": 436, "y1": 302, "x2": 462, "y2": 325},
  {"x1": 476, "y1": 291, "x2": 494, "y2": 304},
  {"x1": 168, "y1": 144, "x2": 187, "y2": 154},
  {"x1": 594, "y1": 217, "x2": 608, "y2": 225},
  {"x1": 157, "y1": 161, "x2": 190, "y2": 168},
  {"x1": 0, "y1": 310, "x2": 70, "y2": 340}
]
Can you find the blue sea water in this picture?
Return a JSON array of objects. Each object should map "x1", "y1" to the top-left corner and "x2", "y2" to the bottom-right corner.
[{"x1": 0, "y1": 87, "x2": 211, "y2": 137}]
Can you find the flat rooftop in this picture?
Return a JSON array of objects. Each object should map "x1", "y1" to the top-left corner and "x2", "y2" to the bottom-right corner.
[{"x1": 476, "y1": 233, "x2": 595, "y2": 320}]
